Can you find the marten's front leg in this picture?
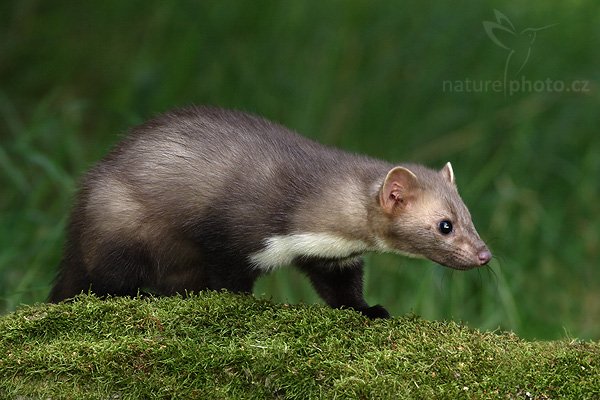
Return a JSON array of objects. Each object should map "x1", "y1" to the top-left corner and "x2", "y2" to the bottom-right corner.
[{"x1": 295, "y1": 257, "x2": 390, "y2": 319}]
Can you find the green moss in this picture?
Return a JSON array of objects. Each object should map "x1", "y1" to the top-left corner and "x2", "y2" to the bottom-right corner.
[{"x1": 1, "y1": 292, "x2": 598, "y2": 399}]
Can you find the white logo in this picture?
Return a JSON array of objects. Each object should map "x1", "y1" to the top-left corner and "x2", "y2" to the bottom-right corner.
[{"x1": 483, "y1": 10, "x2": 557, "y2": 90}]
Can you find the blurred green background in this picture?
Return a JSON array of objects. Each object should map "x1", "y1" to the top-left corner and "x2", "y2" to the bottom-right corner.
[{"x1": 1, "y1": 1, "x2": 598, "y2": 340}]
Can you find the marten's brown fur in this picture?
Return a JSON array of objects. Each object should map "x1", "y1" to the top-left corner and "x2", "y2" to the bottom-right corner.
[{"x1": 49, "y1": 106, "x2": 491, "y2": 318}]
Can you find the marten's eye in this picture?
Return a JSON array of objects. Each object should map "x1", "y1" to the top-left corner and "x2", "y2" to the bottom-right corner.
[{"x1": 438, "y1": 220, "x2": 453, "y2": 235}]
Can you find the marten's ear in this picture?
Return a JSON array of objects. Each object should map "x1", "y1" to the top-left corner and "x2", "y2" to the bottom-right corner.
[
  {"x1": 379, "y1": 167, "x2": 419, "y2": 214},
  {"x1": 440, "y1": 162, "x2": 455, "y2": 184}
]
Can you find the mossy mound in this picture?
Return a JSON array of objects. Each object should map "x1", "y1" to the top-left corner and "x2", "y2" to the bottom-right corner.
[{"x1": 1, "y1": 292, "x2": 598, "y2": 399}]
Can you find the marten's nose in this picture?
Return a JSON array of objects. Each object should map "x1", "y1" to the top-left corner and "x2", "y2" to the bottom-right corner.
[{"x1": 478, "y1": 250, "x2": 492, "y2": 265}]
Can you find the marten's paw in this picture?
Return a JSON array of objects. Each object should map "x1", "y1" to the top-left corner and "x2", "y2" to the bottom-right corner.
[{"x1": 359, "y1": 304, "x2": 390, "y2": 319}]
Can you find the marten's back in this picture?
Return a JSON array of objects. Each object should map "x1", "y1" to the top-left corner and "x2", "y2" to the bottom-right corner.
[{"x1": 88, "y1": 106, "x2": 372, "y2": 216}]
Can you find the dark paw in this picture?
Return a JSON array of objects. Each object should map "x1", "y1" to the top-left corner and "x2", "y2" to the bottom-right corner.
[{"x1": 359, "y1": 304, "x2": 390, "y2": 319}]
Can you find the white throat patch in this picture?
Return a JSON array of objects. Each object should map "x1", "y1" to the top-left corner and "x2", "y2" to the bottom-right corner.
[{"x1": 249, "y1": 233, "x2": 371, "y2": 271}]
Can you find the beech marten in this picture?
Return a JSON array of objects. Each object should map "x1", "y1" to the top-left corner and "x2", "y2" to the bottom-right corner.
[{"x1": 49, "y1": 106, "x2": 492, "y2": 319}]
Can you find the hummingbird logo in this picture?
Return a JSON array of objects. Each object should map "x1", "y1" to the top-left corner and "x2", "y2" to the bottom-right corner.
[{"x1": 483, "y1": 10, "x2": 557, "y2": 93}]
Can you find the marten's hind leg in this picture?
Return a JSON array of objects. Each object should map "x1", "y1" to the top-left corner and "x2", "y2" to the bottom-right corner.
[
  {"x1": 82, "y1": 241, "x2": 156, "y2": 298},
  {"x1": 50, "y1": 240, "x2": 155, "y2": 302},
  {"x1": 49, "y1": 259, "x2": 93, "y2": 303}
]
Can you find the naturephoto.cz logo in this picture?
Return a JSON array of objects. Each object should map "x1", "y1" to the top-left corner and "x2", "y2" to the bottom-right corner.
[{"x1": 442, "y1": 10, "x2": 590, "y2": 96}]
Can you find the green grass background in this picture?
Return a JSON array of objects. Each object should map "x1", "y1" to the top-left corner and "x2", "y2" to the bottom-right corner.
[{"x1": 0, "y1": 1, "x2": 598, "y2": 340}]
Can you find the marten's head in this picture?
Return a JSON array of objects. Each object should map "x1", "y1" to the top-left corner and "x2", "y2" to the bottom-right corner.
[{"x1": 374, "y1": 162, "x2": 491, "y2": 270}]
